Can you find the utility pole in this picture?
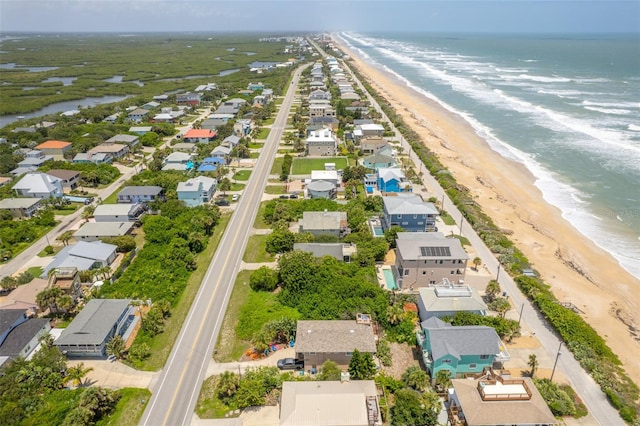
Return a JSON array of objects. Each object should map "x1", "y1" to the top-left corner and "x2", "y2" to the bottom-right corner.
[
  {"x1": 550, "y1": 342, "x2": 563, "y2": 382},
  {"x1": 518, "y1": 303, "x2": 525, "y2": 325}
]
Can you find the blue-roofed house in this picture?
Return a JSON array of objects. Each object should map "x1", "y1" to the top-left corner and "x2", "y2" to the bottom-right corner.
[
  {"x1": 417, "y1": 317, "x2": 510, "y2": 379},
  {"x1": 197, "y1": 157, "x2": 225, "y2": 173},
  {"x1": 382, "y1": 193, "x2": 439, "y2": 232},
  {"x1": 377, "y1": 168, "x2": 411, "y2": 193}
]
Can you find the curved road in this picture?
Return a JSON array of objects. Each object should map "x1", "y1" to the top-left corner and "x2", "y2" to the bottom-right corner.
[{"x1": 140, "y1": 65, "x2": 307, "y2": 426}]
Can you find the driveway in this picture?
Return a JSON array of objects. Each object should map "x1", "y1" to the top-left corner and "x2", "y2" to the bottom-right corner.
[{"x1": 68, "y1": 359, "x2": 158, "y2": 390}]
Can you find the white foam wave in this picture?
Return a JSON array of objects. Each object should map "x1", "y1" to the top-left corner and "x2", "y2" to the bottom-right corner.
[
  {"x1": 628, "y1": 124, "x2": 640, "y2": 131},
  {"x1": 500, "y1": 74, "x2": 572, "y2": 83},
  {"x1": 584, "y1": 106, "x2": 633, "y2": 115},
  {"x1": 582, "y1": 100, "x2": 640, "y2": 109}
]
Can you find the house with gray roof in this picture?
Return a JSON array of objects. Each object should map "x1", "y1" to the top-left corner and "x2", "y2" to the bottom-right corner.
[
  {"x1": 394, "y1": 232, "x2": 468, "y2": 289},
  {"x1": 0, "y1": 198, "x2": 42, "y2": 218},
  {"x1": 12, "y1": 172, "x2": 63, "y2": 199},
  {"x1": 93, "y1": 203, "x2": 146, "y2": 222},
  {"x1": 177, "y1": 176, "x2": 217, "y2": 207},
  {"x1": 0, "y1": 308, "x2": 50, "y2": 366},
  {"x1": 116, "y1": 186, "x2": 164, "y2": 204},
  {"x1": 17, "y1": 150, "x2": 54, "y2": 168},
  {"x1": 105, "y1": 134, "x2": 139, "y2": 147},
  {"x1": 306, "y1": 180, "x2": 337, "y2": 199},
  {"x1": 46, "y1": 169, "x2": 80, "y2": 190},
  {"x1": 295, "y1": 320, "x2": 377, "y2": 370},
  {"x1": 382, "y1": 193, "x2": 438, "y2": 232},
  {"x1": 54, "y1": 299, "x2": 134, "y2": 357},
  {"x1": 73, "y1": 221, "x2": 134, "y2": 242},
  {"x1": 42, "y1": 241, "x2": 118, "y2": 277},
  {"x1": 416, "y1": 279, "x2": 487, "y2": 320},
  {"x1": 298, "y1": 211, "x2": 349, "y2": 238},
  {"x1": 360, "y1": 137, "x2": 390, "y2": 155},
  {"x1": 293, "y1": 243, "x2": 357, "y2": 262},
  {"x1": 221, "y1": 135, "x2": 241, "y2": 148},
  {"x1": 279, "y1": 380, "x2": 380, "y2": 426},
  {"x1": 418, "y1": 317, "x2": 510, "y2": 379}
]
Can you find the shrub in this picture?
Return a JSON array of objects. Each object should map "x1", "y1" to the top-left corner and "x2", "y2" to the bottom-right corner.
[{"x1": 249, "y1": 266, "x2": 278, "y2": 292}]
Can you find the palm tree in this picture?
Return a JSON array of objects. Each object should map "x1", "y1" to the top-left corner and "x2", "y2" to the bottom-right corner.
[
  {"x1": 57, "y1": 230, "x2": 74, "y2": 247},
  {"x1": 386, "y1": 305, "x2": 404, "y2": 326},
  {"x1": 106, "y1": 335, "x2": 126, "y2": 359},
  {"x1": 66, "y1": 363, "x2": 93, "y2": 388},
  {"x1": 485, "y1": 280, "x2": 501, "y2": 302},
  {"x1": 472, "y1": 257, "x2": 482, "y2": 271},
  {"x1": 528, "y1": 354, "x2": 538, "y2": 378}
]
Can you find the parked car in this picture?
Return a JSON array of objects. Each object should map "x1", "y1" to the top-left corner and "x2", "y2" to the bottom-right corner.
[
  {"x1": 289, "y1": 194, "x2": 298, "y2": 199},
  {"x1": 277, "y1": 358, "x2": 304, "y2": 371},
  {"x1": 215, "y1": 199, "x2": 230, "y2": 206},
  {"x1": 279, "y1": 194, "x2": 289, "y2": 199},
  {"x1": 232, "y1": 194, "x2": 239, "y2": 202}
]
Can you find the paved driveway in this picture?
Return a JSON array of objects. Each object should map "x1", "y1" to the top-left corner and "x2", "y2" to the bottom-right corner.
[{"x1": 68, "y1": 359, "x2": 158, "y2": 389}]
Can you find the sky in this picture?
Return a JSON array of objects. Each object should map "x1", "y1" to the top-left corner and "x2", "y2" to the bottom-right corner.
[{"x1": 0, "y1": 1, "x2": 638, "y2": 34}]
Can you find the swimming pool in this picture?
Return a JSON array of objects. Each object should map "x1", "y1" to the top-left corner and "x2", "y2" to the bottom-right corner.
[
  {"x1": 373, "y1": 226, "x2": 384, "y2": 237},
  {"x1": 383, "y1": 268, "x2": 397, "y2": 290}
]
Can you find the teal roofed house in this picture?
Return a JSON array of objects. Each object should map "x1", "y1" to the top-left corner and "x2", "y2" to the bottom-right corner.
[{"x1": 417, "y1": 317, "x2": 510, "y2": 380}]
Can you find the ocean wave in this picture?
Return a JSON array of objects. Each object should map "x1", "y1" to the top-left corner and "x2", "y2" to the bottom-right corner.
[
  {"x1": 582, "y1": 100, "x2": 640, "y2": 109},
  {"x1": 500, "y1": 74, "x2": 572, "y2": 83},
  {"x1": 629, "y1": 124, "x2": 640, "y2": 131},
  {"x1": 584, "y1": 106, "x2": 633, "y2": 115}
]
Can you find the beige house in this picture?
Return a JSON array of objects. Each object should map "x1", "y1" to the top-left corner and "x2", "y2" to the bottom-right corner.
[
  {"x1": 88, "y1": 143, "x2": 129, "y2": 160},
  {"x1": 46, "y1": 169, "x2": 80, "y2": 191},
  {"x1": 279, "y1": 380, "x2": 380, "y2": 426},
  {"x1": 360, "y1": 137, "x2": 389, "y2": 155},
  {"x1": 305, "y1": 128, "x2": 337, "y2": 157},
  {"x1": 294, "y1": 319, "x2": 377, "y2": 370},
  {"x1": 298, "y1": 211, "x2": 348, "y2": 239},
  {"x1": 395, "y1": 232, "x2": 469, "y2": 289}
]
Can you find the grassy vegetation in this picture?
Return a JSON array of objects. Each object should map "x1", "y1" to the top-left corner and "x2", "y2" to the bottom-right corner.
[
  {"x1": 214, "y1": 270, "x2": 252, "y2": 362},
  {"x1": 270, "y1": 157, "x2": 284, "y2": 175},
  {"x1": 440, "y1": 210, "x2": 456, "y2": 225},
  {"x1": 97, "y1": 388, "x2": 151, "y2": 426},
  {"x1": 264, "y1": 185, "x2": 286, "y2": 194},
  {"x1": 450, "y1": 234, "x2": 471, "y2": 246},
  {"x1": 256, "y1": 128, "x2": 271, "y2": 139},
  {"x1": 235, "y1": 290, "x2": 301, "y2": 342},
  {"x1": 134, "y1": 213, "x2": 231, "y2": 371},
  {"x1": 196, "y1": 376, "x2": 234, "y2": 419},
  {"x1": 291, "y1": 157, "x2": 348, "y2": 174},
  {"x1": 248, "y1": 142, "x2": 264, "y2": 149},
  {"x1": 252, "y1": 201, "x2": 270, "y2": 229},
  {"x1": 229, "y1": 182, "x2": 246, "y2": 191},
  {"x1": 243, "y1": 235, "x2": 276, "y2": 263},
  {"x1": 233, "y1": 170, "x2": 252, "y2": 181}
]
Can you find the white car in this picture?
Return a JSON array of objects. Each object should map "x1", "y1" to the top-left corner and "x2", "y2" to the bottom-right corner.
[{"x1": 232, "y1": 194, "x2": 239, "y2": 202}]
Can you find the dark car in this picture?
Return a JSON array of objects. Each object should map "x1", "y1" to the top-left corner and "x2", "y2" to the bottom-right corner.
[
  {"x1": 279, "y1": 194, "x2": 289, "y2": 199},
  {"x1": 289, "y1": 194, "x2": 298, "y2": 199},
  {"x1": 215, "y1": 199, "x2": 230, "y2": 206},
  {"x1": 277, "y1": 358, "x2": 304, "y2": 371}
]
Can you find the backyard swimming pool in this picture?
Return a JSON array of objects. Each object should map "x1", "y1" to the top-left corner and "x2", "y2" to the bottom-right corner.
[{"x1": 383, "y1": 268, "x2": 397, "y2": 290}]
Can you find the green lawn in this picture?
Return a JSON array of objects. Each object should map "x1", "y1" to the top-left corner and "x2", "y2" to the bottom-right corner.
[
  {"x1": 97, "y1": 388, "x2": 151, "y2": 426},
  {"x1": 243, "y1": 234, "x2": 275, "y2": 263},
  {"x1": 291, "y1": 157, "x2": 348, "y2": 174},
  {"x1": 26, "y1": 266, "x2": 43, "y2": 278},
  {"x1": 53, "y1": 206, "x2": 78, "y2": 216},
  {"x1": 213, "y1": 270, "x2": 252, "y2": 362},
  {"x1": 137, "y1": 213, "x2": 231, "y2": 371},
  {"x1": 233, "y1": 170, "x2": 252, "y2": 181},
  {"x1": 248, "y1": 142, "x2": 263, "y2": 149},
  {"x1": 253, "y1": 201, "x2": 270, "y2": 229},
  {"x1": 196, "y1": 375, "x2": 235, "y2": 419},
  {"x1": 440, "y1": 211, "x2": 456, "y2": 226},
  {"x1": 270, "y1": 157, "x2": 284, "y2": 175},
  {"x1": 263, "y1": 117, "x2": 275, "y2": 126},
  {"x1": 264, "y1": 185, "x2": 286, "y2": 195},
  {"x1": 230, "y1": 182, "x2": 246, "y2": 191},
  {"x1": 256, "y1": 128, "x2": 270, "y2": 139},
  {"x1": 250, "y1": 152, "x2": 260, "y2": 159},
  {"x1": 451, "y1": 234, "x2": 471, "y2": 246}
]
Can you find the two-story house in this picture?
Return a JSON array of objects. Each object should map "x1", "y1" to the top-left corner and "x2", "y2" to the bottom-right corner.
[
  {"x1": 12, "y1": 172, "x2": 63, "y2": 199},
  {"x1": 93, "y1": 203, "x2": 146, "y2": 222},
  {"x1": 46, "y1": 169, "x2": 80, "y2": 191},
  {"x1": 116, "y1": 186, "x2": 164, "y2": 204},
  {"x1": 377, "y1": 168, "x2": 411, "y2": 193},
  {"x1": 416, "y1": 280, "x2": 487, "y2": 320},
  {"x1": 418, "y1": 317, "x2": 510, "y2": 379},
  {"x1": 183, "y1": 128, "x2": 216, "y2": 144},
  {"x1": 176, "y1": 92, "x2": 202, "y2": 106},
  {"x1": 394, "y1": 232, "x2": 468, "y2": 288},
  {"x1": 298, "y1": 211, "x2": 349, "y2": 239},
  {"x1": 382, "y1": 193, "x2": 438, "y2": 232},
  {"x1": 177, "y1": 176, "x2": 217, "y2": 207},
  {"x1": 127, "y1": 108, "x2": 149, "y2": 123},
  {"x1": 34, "y1": 140, "x2": 72, "y2": 160},
  {"x1": 305, "y1": 129, "x2": 337, "y2": 157}
]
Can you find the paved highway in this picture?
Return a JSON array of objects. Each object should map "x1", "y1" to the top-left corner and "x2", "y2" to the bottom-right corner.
[
  {"x1": 140, "y1": 65, "x2": 306, "y2": 426},
  {"x1": 336, "y1": 47, "x2": 621, "y2": 425}
]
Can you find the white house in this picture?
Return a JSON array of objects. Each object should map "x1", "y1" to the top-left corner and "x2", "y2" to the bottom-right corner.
[{"x1": 12, "y1": 173, "x2": 63, "y2": 199}]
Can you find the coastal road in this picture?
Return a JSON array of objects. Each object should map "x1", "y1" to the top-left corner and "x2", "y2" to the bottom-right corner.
[
  {"x1": 140, "y1": 65, "x2": 307, "y2": 426},
  {"x1": 334, "y1": 43, "x2": 623, "y2": 425}
]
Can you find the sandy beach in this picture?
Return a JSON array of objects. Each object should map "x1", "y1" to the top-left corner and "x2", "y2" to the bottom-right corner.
[{"x1": 332, "y1": 37, "x2": 640, "y2": 384}]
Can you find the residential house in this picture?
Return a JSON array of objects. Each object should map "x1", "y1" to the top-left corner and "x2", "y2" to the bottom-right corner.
[
  {"x1": 305, "y1": 129, "x2": 337, "y2": 157},
  {"x1": 447, "y1": 371, "x2": 556, "y2": 426},
  {"x1": 279, "y1": 381, "x2": 380, "y2": 426},
  {"x1": 105, "y1": 134, "x2": 140, "y2": 148},
  {"x1": 0, "y1": 278, "x2": 48, "y2": 314},
  {"x1": 310, "y1": 170, "x2": 340, "y2": 186},
  {"x1": 141, "y1": 101, "x2": 160, "y2": 110},
  {"x1": 197, "y1": 157, "x2": 224, "y2": 173},
  {"x1": 42, "y1": 241, "x2": 118, "y2": 277},
  {"x1": 377, "y1": 168, "x2": 410, "y2": 193},
  {"x1": 214, "y1": 98, "x2": 246, "y2": 115},
  {"x1": 308, "y1": 116, "x2": 339, "y2": 132},
  {"x1": 306, "y1": 180, "x2": 336, "y2": 199},
  {"x1": 183, "y1": 129, "x2": 216, "y2": 144},
  {"x1": 171, "y1": 142, "x2": 197, "y2": 153},
  {"x1": 360, "y1": 137, "x2": 389, "y2": 155},
  {"x1": 416, "y1": 280, "x2": 487, "y2": 321},
  {"x1": 0, "y1": 198, "x2": 42, "y2": 218},
  {"x1": 247, "y1": 82, "x2": 265, "y2": 91},
  {"x1": 0, "y1": 309, "x2": 51, "y2": 367},
  {"x1": 93, "y1": 203, "x2": 146, "y2": 222},
  {"x1": 46, "y1": 169, "x2": 80, "y2": 191},
  {"x1": 210, "y1": 145, "x2": 231, "y2": 163},
  {"x1": 88, "y1": 143, "x2": 129, "y2": 160},
  {"x1": 233, "y1": 119, "x2": 253, "y2": 137},
  {"x1": 341, "y1": 91, "x2": 361, "y2": 101},
  {"x1": 362, "y1": 152, "x2": 396, "y2": 170},
  {"x1": 394, "y1": 232, "x2": 468, "y2": 288},
  {"x1": 129, "y1": 126, "x2": 153, "y2": 135},
  {"x1": 195, "y1": 83, "x2": 217, "y2": 92},
  {"x1": 309, "y1": 89, "x2": 331, "y2": 101},
  {"x1": 17, "y1": 150, "x2": 53, "y2": 168},
  {"x1": 74, "y1": 221, "x2": 135, "y2": 242},
  {"x1": 203, "y1": 114, "x2": 235, "y2": 130},
  {"x1": 309, "y1": 81, "x2": 326, "y2": 91},
  {"x1": 54, "y1": 299, "x2": 134, "y2": 357},
  {"x1": 127, "y1": 108, "x2": 149, "y2": 123},
  {"x1": 293, "y1": 243, "x2": 356, "y2": 262},
  {"x1": 152, "y1": 113, "x2": 175, "y2": 123},
  {"x1": 308, "y1": 103, "x2": 336, "y2": 118},
  {"x1": 418, "y1": 317, "x2": 510, "y2": 379},
  {"x1": 294, "y1": 319, "x2": 377, "y2": 370},
  {"x1": 153, "y1": 94, "x2": 169, "y2": 101},
  {"x1": 177, "y1": 176, "x2": 217, "y2": 207},
  {"x1": 34, "y1": 140, "x2": 72, "y2": 160},
  {"x1": 298, "y1": 211, "x2": 349, "y2": 238},
  {"x1": 117, "y1": 186, "x2": 164, "y2": 204},
  {"x1": 176, "y1": 92, "x2": 202, "y2": 106},
  {"x1": 162, "y1": 152, "x2": 191, "y2": 171},
  {"x1": 354, "y1": 124, "x2": 385, "y2": 142},
  {"x1": 73, "y1": 152, "x2": 112, "y2": 164},
  {"x1": 382, "y1": 193, "x2": 438, "y2": 232},
  {"x1": 221, "y1": 135, "x2": 241, "y2": 148},
  {"x1": 47, "y1": 267, "x2": 82, "y2": 300},
  {"x1": 12, "y1": 172, "x2": 63, "y2": 199},
  {"x1": 103, "y1": 113, "x2": 120, "y2": 123}
]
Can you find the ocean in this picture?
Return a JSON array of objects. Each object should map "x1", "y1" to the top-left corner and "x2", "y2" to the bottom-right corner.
[{"x1": 337, "y1": 32, "x2": 640, "y2": 279}]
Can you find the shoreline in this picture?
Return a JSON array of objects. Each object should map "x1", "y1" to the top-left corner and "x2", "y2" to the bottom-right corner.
[{"x1": 331, "y1": 36, "x2": 640, "y2": 384}]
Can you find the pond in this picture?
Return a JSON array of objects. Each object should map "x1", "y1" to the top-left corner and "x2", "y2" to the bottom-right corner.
[
  {"x1": 0, "y1": 62, "x2": 60, "y2": 72},
  {"x1": 42, "y1": 77, "x2": 77, "y2": 86},
  {"x1": 217, "y1": 68, "x2": 240, "y2": 77},
  {"x1": 103, "y1": 75, "x2": 144, "y2": 87}
]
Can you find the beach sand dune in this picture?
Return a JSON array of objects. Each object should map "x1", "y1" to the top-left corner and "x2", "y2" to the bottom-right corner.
[{"x1": 332, "y1": 37, "x2": 640, "y2": 384}]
